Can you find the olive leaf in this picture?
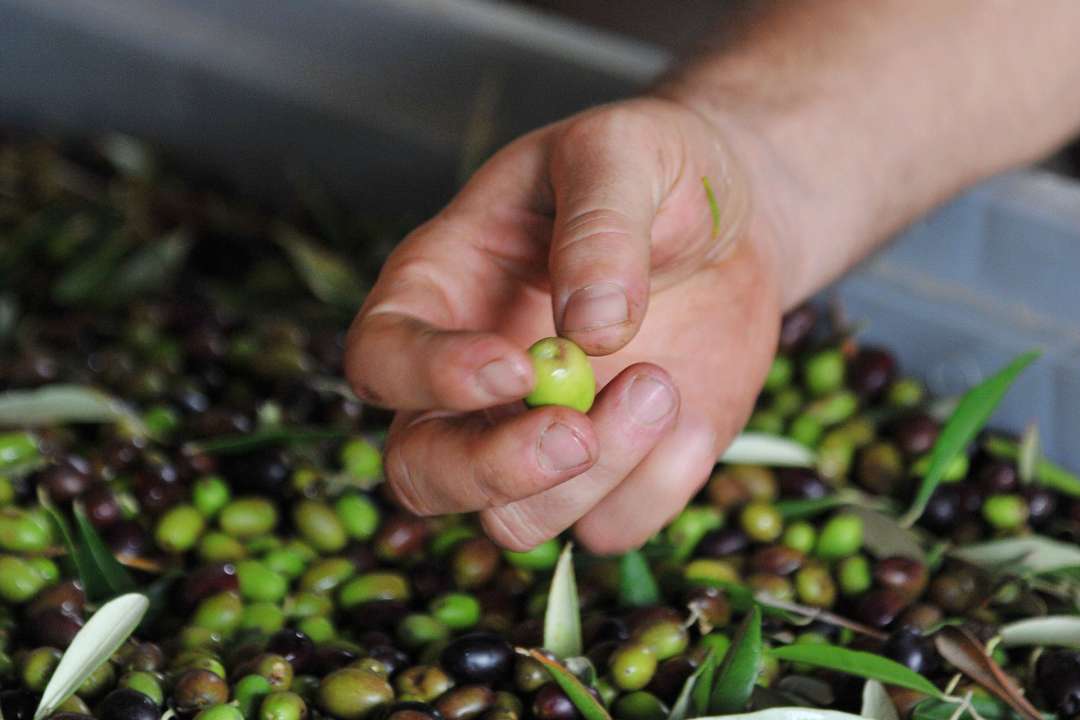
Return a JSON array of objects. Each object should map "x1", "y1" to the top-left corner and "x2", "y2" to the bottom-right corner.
[
  {"x1": 710, "y1": 606, "x2": 763, "y2": 714},
  {"x1": 668, "y1": 648, "x2": 716, "y2": 720},
  {"x1": 999, "y1": 616, "x2": 1080, "y2": 649},
  {"x1": 619, "y1": 550, "x2": 660, "y2": 608},
  {"x1": 703, "y1": 177, "x2": 721, "y2": 239},
  {"x1": 544, "y1": 542, "x2": 582, "y2": 659},
  {"x1": 0, "y1": 385, "x2": 146, "y2": 436},
  {"x1": 721, "y1": 433, "x2": 816, "y2": 468},
  {"x1": 848, "y1": 507, "x2": 925, "y2": 563},
  {"x1": 768, "y1": 644, "x2": 943, "y2": 699},
  {"x1": 932, "y1": 626, "x2": 1042, "y2": 720},
  {"x1": 72, "y1": 500, "x2": 137, "y2": 597},
  {"x1": 52, "y1": 228, "x2": 131, "y2": 305},
  {"x1": 692, "y1": 709, "x2": 874, "y2": 720},
  {"x1": 901, "y1": 350, "x2": 1039, "y2": 527},
  {"x1": 184, "y1": 426, "x2": 349, "y2": 455},
  {"x1": 860, "y1": 680, "x2": 899, "y2": 720},
  {"x1": 34, "y1": 593, "x2": 149, "y2": 720},
  {"x1": 1017, "y1": 423, "x2": 1039, "y2": 486},
  {"x1": 107, "y1": 230, "x2": 192, "y2": 303},
  {"x1": 775, "y1": 490, "x2": 890, "y2": 522},
  {"x1": 274, "y1": 225, "x2": 367, "y2": 311},
  {"x1": 951, "y1": 535, "x2": 1080, "y2": 576},
  {"x1": 911, "y1": 696, "x2": 1046, "y2": 720},
  {"x1": 983, "y1": 435, "x2": 1080, "y2": 498},
  {"x1": 525, "y1": 650, "x2": 611, "y2": 720}
]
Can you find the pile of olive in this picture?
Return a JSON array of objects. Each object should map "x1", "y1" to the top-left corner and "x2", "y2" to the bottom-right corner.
[{"x1": 1, "y1": 133, "x2": 1079, "y2": 720}]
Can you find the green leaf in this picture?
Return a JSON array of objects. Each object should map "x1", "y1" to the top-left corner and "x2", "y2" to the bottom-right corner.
[
  {"x1": 0, "y1": 431, "x2": 39, "y2": 470},
  {"x1": 669, "y1": 649, "x2": 716, "y2": 720},
  {"x1": 107, "y1": 230, "x2": 192, "y2": 302},
  {"x1": 274, "y1": 225, "x2": 366, "y2": 310},
  {"x1": 721, "y1": 433, "x2": 816, "y2": 468},
  {"x1": 702, "y1": 177, "x2": 722, "y2": 240},
  {"x1": 1000, "y1": 616, "x2": 1080, "y2": 649},
  {"x1": 984, "y1": 435, "x2": 1080, "y2": 498},
  {"x1": 619, "y1": 550, "x2": 660, "y2": 608},
  {"x1": 900, "y1": 351, "x2": 1039, "y2": 526},
  {"x1": 1017, "y1": 423, "x2": 1039, "y2": 486},
  {"x1": 861, "y1": 680, "x2": 899, "y2": 720},
  {"x1": 692, "y1": 708, "x2": 872, "y2": 720},
  {"x1": 951, "y1": 535, "x2": 1080, "y2": 576},
  {"x1": 0, "y1": 385, "x2": 146, "y2": 435},
  {"x1": 38, "y1": 488, "x2": 111, "y2": 602},
  {"x1": 911, "y1": 697, "x2": 1043, "y2": 720},
  {"x1": 544, "y1": 543, "x2": 582, "y2": 659},
  {"x1": 527, "y1": 650, "x2": 611, "y2": 720},
  {"x1": 34, "y1": 593, "x2": 149, "y2": 720},
  {"x1": 849, "y1": 507, "x2": 925, "y2": 563},
  {"x1": 52, "y1": 229, "x2": 131, "y2": 305},
  {"x1": 776, "y1": 495, "x2": 851, "y2": 521},
  {"x1": 768, "y1": 644, "x2": 943, "y2": 699},
  {"x1": 72, "y1": 501, "x2": 137, "y2": 599},
  {"x1": 710, "y1": 606, "x2": 763, "y2": 714},
  {"x1": 185, "y1": 426, "x2": 350, "y2": 455}
]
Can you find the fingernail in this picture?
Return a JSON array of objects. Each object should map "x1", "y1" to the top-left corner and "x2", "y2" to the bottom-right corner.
[
  {"x1": 562, "y1": 283, "x2": 629, "y2": 333},
  {"x1": 477, "y1": 358, "x2": 530, "y2": 399},
  {"x1": 538, "y1": 422, "x2": 591, "y2": 472},
  {"x1": 627, "y1": 374, "x2": 676, "y2": 425}
]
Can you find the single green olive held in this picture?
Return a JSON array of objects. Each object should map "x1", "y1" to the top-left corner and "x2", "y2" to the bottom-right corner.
[{"x1": 523, "y1": 337, "x2": 596, "y2": 413}]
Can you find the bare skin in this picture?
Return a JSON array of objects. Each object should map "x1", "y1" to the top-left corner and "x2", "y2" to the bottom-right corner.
[{"x1": 345, "y1": 1, "x2": 1080, "y2": 553}]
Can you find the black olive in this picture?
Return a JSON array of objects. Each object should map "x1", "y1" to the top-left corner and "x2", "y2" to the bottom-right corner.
[
  {"x1": 849, "y1": 347, "x2": 897, "y2": 401},
  {"x1": 695, "y1": 528, "x2": 749, "y2": 558},
  {"x1": 1037, "y1": 650, "x2": 1080, "y2": 719},
  {"x1": 0, "y1": 690, "x2": 39, "y2": 720},
  {"x1": 439, "y1": 633, "x2": 514, "y2": 684},
  {"x1": 267, "y1": 628, "x2": 315, "y2": 673},
  {"x1": 883, "y1": 627, "x2": 939, "y2": 675},
  {"x1": 376, "y1": 702, "x2": 445, "y2": 720},
  {"x1": 99, "y1": 688, "x2": 161, "y2": 720}
]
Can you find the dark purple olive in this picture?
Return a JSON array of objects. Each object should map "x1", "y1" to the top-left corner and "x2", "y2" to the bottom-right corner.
[
  {"x1": 778, "y1": 304, "x2": 818, "y2": 354},
  {"x1": 133, "y1": 462, "x2": 185, "y2": 515},
  {"x1": 101, "y1": 438, "x2": 144, "y2": 473},
  {"x1": 750, "y1": 546, "x2": 804, "y2": 576},
  {"x1": 28, "y1": 580, "x2": 85, "y2": 617},
  {"x1": 695, "y1": 528, "x2": 749, "y2": 558},
  {"x1": 450, "y1": 537, "x2": 499, "y2": 589},
  {"x1": 1024, "y1": 486, "x2": 1058, "y2": 526},
  {"x1": 890, "y1": 413, "x2": 940, "y2": 457},
  {"x1": 873, "y1": 557, "x2": 928, "y2": 602},
  {"x1": 883, "y1": 627, "x2": 939, "y2": 675},
  {"x1": 929, "y1": 565, "x2": 984, "y2": 614},
  {"x1": 434, "y1": 685, "x2": 494, "y2": 720},
  {"x1": 375, "y1": 514, "x2": 431, "y2": 564},
  {"x1": 105, "y1": 520, "x2": 153, "y2": 558},
  {"x1": 180, "y1": 563, "x2": 239, "y2": 608},
  {"x1": 976, "y1": 461, "x2": 1018, "y2": 495},
  {"x1": 29, "y1": 607, "x2": 84, "y2": 648},
  {"x1": 82, "y1": 485, "x2": 122, "y2": 529},
  {"x1": 897, "y1": 603, "x2": 944, "y2": 634},
  {"x1": 376, "y1": 702, "x2": 445, "y2": 720},
  {"x1": 439, "y1": 633, "x2": 514, "y2": 684},
  {"x1": 849, "y1": 347, "x2": 897, "y2": 401},
  {"x1": 267, "y1": 629, "x2": 314, "y2": 673},
  {"x1": 583, "y1": 616, "x2": 630, "y2": 646},
  {"x1": 1037, "y1": 650, "x2": 1080, "y2": 719},
  {"x1": 223, "y1": 448, "x2": 290, "y2": 496},
  {"x1": 685, "y1": 586, "x2": 732, "y2": 629},
  {"x1": 854, "y1": 589, "x2": 908, "y2": 628},
  {"x1": 366, "y1": 645, "x2": 410, "y2": 677},
  {"x1": 350, "y1": 600, "x2": 410, "y2": 631},
  {"x1": 777, "y1": 469, "x2": 829, "y2": 500},
  {"x1": 409, "y1": 560, "x2": 452, "y2": 601},
  {"x1": 507, "y1": 618, "x2": 543, "y2": 648},
  {"x1": 647, "y1": 657, "x2": 696, "y2": 703},
  {"x1": 38, "y1": 459, "x2": 93, "y2": 503},
  {"x1": 920, "y1": 487, "x2": 960, "y2": 533},
  {"x1": 99, "y1": 688, "x2": 161, "y2": 720},
  {"x1": 311, "y1": 645, "x2": 360, "y2": 676},
  {"x1": 953, "y1": 483, "x2": 983, "y2": 516},
  {"x1": 0, "y1": 690, "x2": 39, "y2": 720},
  {"x1": 531, "y1": 683, "x2": 580, "y2": 720}
]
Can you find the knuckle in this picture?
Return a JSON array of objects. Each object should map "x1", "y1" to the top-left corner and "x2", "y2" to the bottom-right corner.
[{"x1": 383, "y1": 437, "x2": 434, "y2": 516}]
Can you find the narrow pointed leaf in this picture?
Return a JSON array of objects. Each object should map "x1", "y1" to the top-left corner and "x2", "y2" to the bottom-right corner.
[
  {"x1": 933, "y1": 626, "x2": 1042, "y2": 720},
  {"x1": 984, "y1": 435, "x2": 1080, "y2": 498},
  {"x1": 668, "y1": 649, "x2": 715, "y2": 720},
  {"x1": 527, "y1": 650, "x2": 611, "y2": 720},
  {"x1": 861, "y1": 680, "x2": 900, "y2": 720},
  {"x1": 0, "y1": 385, "x2": 146, "y2": 434},
  {"x1": 901, "y1": 351, "x2": 1039, "y2": 526},
  {"x1": 108, "y1": 230, "x2": 191, "y2": 302},
  {"x1": 911, "y1": 696, "x2": 1049, "y2": 720},
  {"x1": 34, "y1": 593, "x2": 149, "y2": 720},
  {"x1": 951, "y1": 535, "x2": 1080, "y2": 575},
  {"x1": 768, "y1": 644, "x2": 943, "y2": 699},
  {"x1": 619, "y1": 550, "x2": 660, "y2": 608},
  {"x1": 691, "y1": 650, "x2": 720, "y2": 717},
  {"x1": 37, "y1": 487, "x2": 110, "y2": 601},
  {"x1": 849, "y1": 507, "x2": 925, "y2": 562},
  {"x1": 185, "y1": 426, "x2": 349, "y2": 455},
  {"x1": 1018, "y1": 423, "x2": 1039, "y2": 486},
  {"x1": 72, "y1": 501, "x2": 137, "y2": 599},
  {"x1": 721, "y1": 433, "x2": 816, "y2": 468},
  {"x1": 691, "y1": 709, "x2": 872, "y2": 720},
  {"x1": 776, "y1": 495, "x2": 851, "y2": 521},
  {"x1": 544, "y1": 543, "x2": 582, "y2": 659},
  {"x1": 999, "y1": 616, "x2": 1080, "y2": 649},
  {"x1": 710, "y1": 605, "x2": 763, "y2": 714},
  {"x1": 275, "y1": 225, "x2": 366, "y2": 310}
]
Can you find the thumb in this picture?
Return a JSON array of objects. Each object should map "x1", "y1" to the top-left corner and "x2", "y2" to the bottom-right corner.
[{"x1": 547, "y1": 109, "x2": 665, "y2": 356}]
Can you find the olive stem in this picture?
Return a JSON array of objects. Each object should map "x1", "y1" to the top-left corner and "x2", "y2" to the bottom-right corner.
[{"x1": 753, "y1": 594, "x2": 888, "y2": 641}]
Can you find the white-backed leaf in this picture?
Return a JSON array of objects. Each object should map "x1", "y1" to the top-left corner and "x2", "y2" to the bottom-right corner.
[
  {"x1": 0, "y1": 385, "x2": 145, "y2": 435},
  {"x1": 543, "y1": 542, "x2": 582, "y2": 659},
  {"x1": 274, "y1": 225, "x2": 366, "y2": 310},
  {"x1": 952, "y1": 535, "x2": 1080, "y2": 575},
  {"x1": 1000, "y1": 616, "x2": 1080, "y2": 649},
  {"x1": 693, "y1": 709, "x2": 874, "y2": 720},
  {"x1": 860, "y1": 680, "x2": 900, "y2": 720},
  {"x1": 35, "y1": 593, "x2": 149, "y2": 720},
  {"x1": 1018, "y1": 423, "x2": 1040, "y2": 486},
  {"x1": 721, "y1": 433, "x2": 816, "y2": 468},
  {"x1": 849, "y1": 507, "x2": 925, "y2": 563}
]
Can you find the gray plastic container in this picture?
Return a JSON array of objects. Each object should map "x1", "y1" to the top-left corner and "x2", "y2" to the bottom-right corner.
[{"x1": 3, "y1": 0, "x2": 1080, "y2": 464}]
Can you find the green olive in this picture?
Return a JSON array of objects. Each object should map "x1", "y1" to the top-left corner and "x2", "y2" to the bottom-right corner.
[
  {"x1": 524, "y1": 337, "x2": 596, "y2": 413},
  {"x1": 199, "y1": 531, "x2": 249, "y2": 563},
  {"x1": 155, "y1": 503, "x2": 206, "y2": 553},
  {"x1": 194, "y1": 475, "x2": 231, "y2": 517},
  {"x1": 683, "y1": 559, "x2": 740, "y2": 585},
  {"x1": 259, "y1": 691, "x2": 308, "y2": 720},
  {"x1": 0, "y1": 555, "x2": 46, "y2": 603},
  {"x1": 394, "y1": 665, "x2": 454, "y2": 703},
  {"x1": 119, "y1": 671, "x2": 165, "y2": 706},
  {"x1": 611, "y1": 691, "x2": 668, "y2": 720},
  {"x1": 770, "y1": 386, "x2": 804, "y2": 419},
  {"x1": 293, "y1": 500, "x2": 348, "y2": 554},
  {"x1": 254, "y1": 653, "x2": 295, "y2": 691},
  {"x1": 782, "y1": 521, "x2": 817, "y2": 554},
  {"x1": 299, "y1": 557, "x2": 356, "y2": 594},
  {"x1": 665, "y1": 505, "x2": 723, "y2": 559},
  {"x1": 296, "y1": 616, "x2": 335, "y2": 644},
  {"x1": 814, "y1": 513, "x2": 864, "y2": 560},
  {"x1": 396, "y1": 613, "x2": 449, "y2": 650},
  {"x1": 235, "y1": 674, "x2": 275, "y2": 720},
  {"x1": 335, "y1": 494, "x2": 381, "y2": 541},
  {"x1": 21, "y1": 646, "x2": 62, "y2": 691},
  {"x1": 794, "y1": 564, "x2": 837, "y2": 608},
  {"x1": 837, "y1": 554, "x2": 873, "y2": 596},
  {"x1": 887, "y1": 378, "x2": 925, "y2": 408},
  {"x1": 263, "y1": 547, "x2": 307, "y2": 580},
  {"x1": 193, "y1": 591, "x2": 245, "y2": 635},
  {"x1": 339, "y1": 572, "x2": 410, "y2": 608},
  {"x1": 764, "y1": 355, "x2": 793, "y2": 392},
  {"x1": 739, "y1": 502, "x2": 783, "y2": 543},
  {"x1": 609, "y1": 643, "x2": 657, "y2": 691},
  {"x1": 241, "y1": 602, "x2": 287, "y2": 634},
  {"x1": 982, "y1": 494, "x2": 1028, "y2": 530},
  {"x1": 340, "y1": 438, "x2": 383, "y2": 481},
  {"x1": 789, "y1": 413, "x2": 824, "y2": 448},
  {"x1": 287, "y1": 592, "x2": 333, "y2": 619},
  {"x1": 318, "y1": 668, "x2": 395, "y2": 720},
  {"x1": 237, "y1": 560, "x2": 289, "y2": 603},
  {"x1": 0, "y1": 508, "x2": 53, "y2": 553},
  {"x1": 220, "y1": 498, "x2": 279, "y2": 539},
  {"x1": 429, "y1": 593, "x2": 482, "y2": 630},
  {"x1": 178, "y1": 625, "x2": 225, "y2": 652},
  {"x1": 513, "y1": 657, "x2": 548, "y2": 694},
  {"x1": 803, "y1": 348, "x2": 845, "y2": 397},
  {"x1": 197, "y1": 705, "x2": 246, "y2": 720},
  {"x1": 435, "y1": 684, "x2": 495, "y2": 720},
  {"x1": 746, "y1": 410, "x2": 784, "y2": 435},
  {"x1": 77, "y1": 658, "x2": 116, "y2": 698},
  {"x1": 503, "y1": 538, "x2": 560, "y2": 570},
  {"x1": 634, "y1": 620, "x2": 689, "y2": 661}
]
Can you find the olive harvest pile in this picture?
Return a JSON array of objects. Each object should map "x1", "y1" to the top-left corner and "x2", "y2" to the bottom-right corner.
[{"x1": 2, "y1": 132, "x2": 1080, "y2": 720}]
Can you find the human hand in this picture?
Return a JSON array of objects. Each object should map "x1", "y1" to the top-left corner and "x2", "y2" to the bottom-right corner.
[{"x1": 345, "y1": 96, "x2": 792, "y2": 553}]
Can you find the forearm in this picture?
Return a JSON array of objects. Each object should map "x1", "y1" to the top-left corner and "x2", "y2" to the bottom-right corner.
[{"x1": 657, "y1": 0, "x2": 1080, "y2": 308}]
